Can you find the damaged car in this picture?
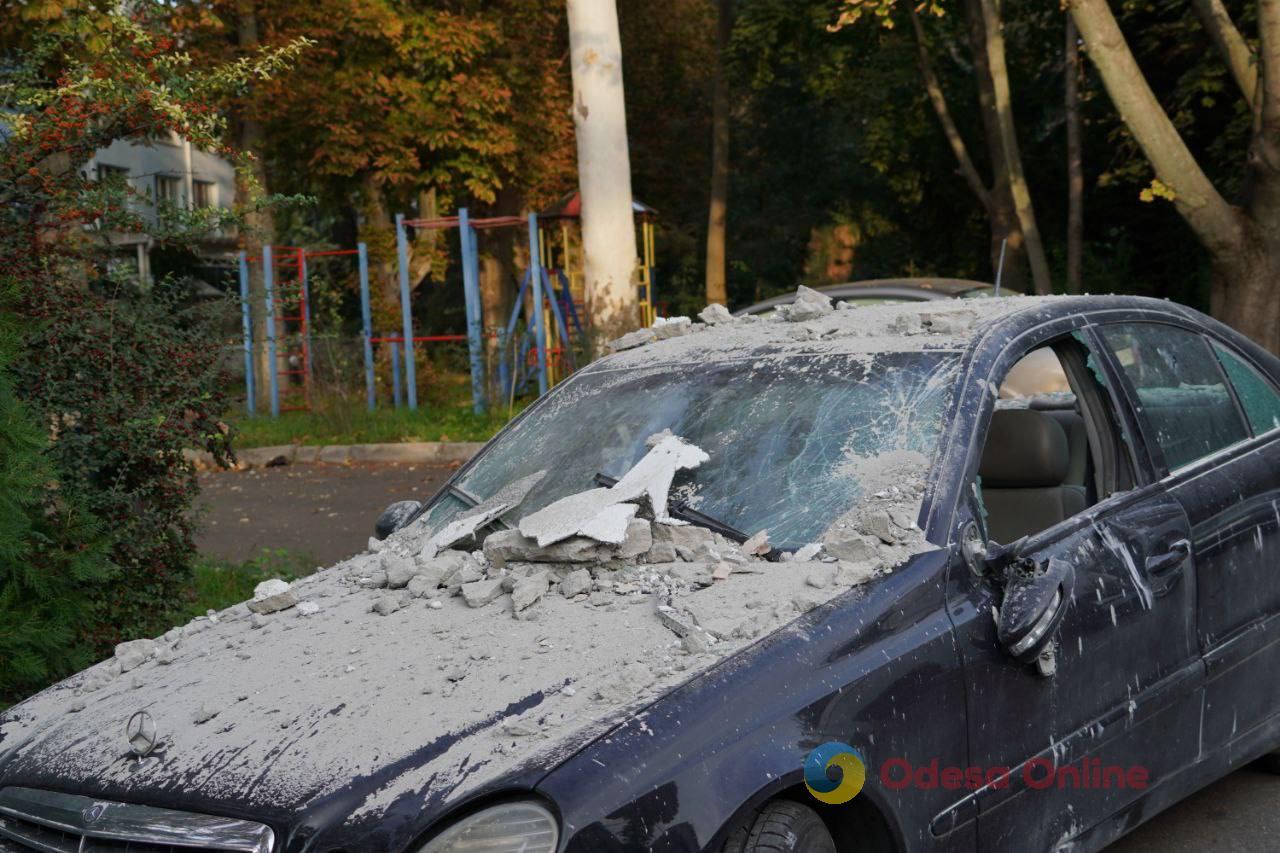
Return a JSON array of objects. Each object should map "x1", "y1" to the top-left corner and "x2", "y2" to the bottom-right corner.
[{"x1": 3, "y1": 292, "x2": 1280, "y2": 853}]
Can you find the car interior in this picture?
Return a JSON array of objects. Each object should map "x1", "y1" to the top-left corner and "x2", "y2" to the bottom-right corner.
[{"x1": 977, "y1": 339, "x2": 1134, "y2": 544}]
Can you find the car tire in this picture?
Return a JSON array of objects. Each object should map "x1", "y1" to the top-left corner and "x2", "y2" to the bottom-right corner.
[{"x1": 722, "y1": 800, "x2": 838, "y2": 853}]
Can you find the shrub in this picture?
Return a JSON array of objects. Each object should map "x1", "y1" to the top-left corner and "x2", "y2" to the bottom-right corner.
[
  {"x1": 0, "y1": 288, "x2": 114, "y2": 703},
  {"x1": 0, "y1": 10, "x2": 307, "y2": 688}
]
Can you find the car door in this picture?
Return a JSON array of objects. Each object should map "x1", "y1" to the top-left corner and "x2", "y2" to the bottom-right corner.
[
  {"x1": 942, "y1": 330, "x2": 1201, "y2": 851},
  {"x1": 1096, "y1": 323, "x2": 1280, "y2": 760}
]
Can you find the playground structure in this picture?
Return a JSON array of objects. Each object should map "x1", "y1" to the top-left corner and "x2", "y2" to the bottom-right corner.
[{"x1": 239, "y1": 197, "x2": 657, "y2": 417}]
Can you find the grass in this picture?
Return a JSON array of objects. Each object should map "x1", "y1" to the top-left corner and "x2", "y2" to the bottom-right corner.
[
  {"x1": 232, "y1": 403, "x2": 519, "y2": 448},
  {"x1": 173, "y1": 548, "x2": 318, "y2": 625},
  {"x1": 229, "y1": 373, "x2": 529, "y2": 448}
]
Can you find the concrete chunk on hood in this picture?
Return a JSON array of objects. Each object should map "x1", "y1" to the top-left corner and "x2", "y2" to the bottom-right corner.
[{"x1": 519, "y1": 434, "x2": 708, "y2": 546}]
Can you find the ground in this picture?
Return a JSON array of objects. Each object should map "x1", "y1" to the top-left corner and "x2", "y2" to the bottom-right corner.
[
  {"x1": 194, "y1": 460, "x2": 1280, "y2": 850},
  {"x1": 195, "y1": 461, "x2": 456, "y2": 565}
]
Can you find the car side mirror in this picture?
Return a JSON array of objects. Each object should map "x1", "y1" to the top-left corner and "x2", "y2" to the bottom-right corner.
[
  {"x1": 375, "y1": 500, "x2": 422, "y2": 541},
  {"x1": 997, "y1": 556, "x2": 1073, "y2": 664},
  {"x1": 959, "y1": 521, "x2": 1027, "y2": 578}
]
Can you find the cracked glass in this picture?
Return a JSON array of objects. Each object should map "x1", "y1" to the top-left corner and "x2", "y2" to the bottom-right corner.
[{"x1": 420, "y1": 351, "x2": 961, "y2": 550}]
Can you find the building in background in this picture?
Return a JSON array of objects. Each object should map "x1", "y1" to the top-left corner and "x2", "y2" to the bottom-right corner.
[{"x1": 87, "y1": 132, "x2": 237, "y2": 290}]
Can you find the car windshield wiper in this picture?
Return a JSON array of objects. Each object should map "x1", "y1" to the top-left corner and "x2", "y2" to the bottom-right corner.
[{"x1": 592, "y1": 472, "x2": 765, "y2": 553}]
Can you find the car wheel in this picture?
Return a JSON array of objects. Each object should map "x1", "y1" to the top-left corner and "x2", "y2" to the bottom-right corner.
[{"x1": 722, "y1": 801, "x2": 838, "y2": 853}]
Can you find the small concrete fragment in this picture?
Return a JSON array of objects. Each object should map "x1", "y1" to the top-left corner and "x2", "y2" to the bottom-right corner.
[
  {"x1": 383, "y1": 554, "x2": 418, "y2": 589},
  {"x1": 296, "y1": 601, "x2": 320, "y2": 617},
  {"x1": 610, "y1": 327, "x2": 656, "y2": 352},
  {"x1": 742, "y1": 530, "x2": 770, "y2": 557},
  {"x1": 247, "y1": 589, "x2": 298, "y2": 615},
  {"x1": 114, "y1": 639, "x2": 158, "y2": 673},
  {"x1": 781, "y1": 285, "x2": 833, "y2": 322},
  {"x1": 792, "y1": 543, "x2": 823, "y2": 562},
  {"x1": 823, "y1": 528, "x2": 878, "y2": 562},
  {"x1": 558, "y1": 568, "x2": 592, "y2": 598},
  {"x1": 371, "y1": 596, "x2": 403, "y2": 616},
  {"x1": 805, "y1": 564, "x2": 838, "y2": 589},
  {"x1": 461, "y1": 578, "x2": 506, "y2": 608},
  {"x1": 698, "y1": 303, "x2": 733, "y2": 325},
  {"x1": 511, "y1": 572, "x2": 550, "y2": 612},
  {"x1": 253, "y1": 579, "x2": 290, "y2": 600}
]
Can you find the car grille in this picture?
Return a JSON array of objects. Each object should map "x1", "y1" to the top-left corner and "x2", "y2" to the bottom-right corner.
[{"x1": 0, "y1": 787, "x2": 274, "y2": 852}]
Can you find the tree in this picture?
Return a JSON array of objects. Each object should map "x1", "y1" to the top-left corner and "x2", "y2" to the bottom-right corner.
[
  {"x1": 567, "y1": 0, "x2": 641, "y2": 343},
  {"x1": 1065, "y1": 16, "x2": 1084, "y2": 294},
  {"x1": 835, "y1": 0, "x2": 1053, "y2": 294},
  {"x1": 705, "y1": 0, "x2": 732, "y2": 306},
  {"x1": 1068, "y1": 0, "x2": 1280, "y2": 350},
  {"x1": 0, "y1": 9, "x2": 303, "y2": 662}
]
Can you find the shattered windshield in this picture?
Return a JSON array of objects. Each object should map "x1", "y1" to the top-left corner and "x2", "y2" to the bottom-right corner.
[{"x1": 420, "y1": 351, "x2": 960, "y2": 550}]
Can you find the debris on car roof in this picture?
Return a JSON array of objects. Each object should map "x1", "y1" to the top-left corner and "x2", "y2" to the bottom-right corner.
[{"x1": 608, "y1": 284, "x2": 1056, "y2": 361}]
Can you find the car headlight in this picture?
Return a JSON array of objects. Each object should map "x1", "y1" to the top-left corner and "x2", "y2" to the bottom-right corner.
[{"x1": 416, "y1": 801, "x2": 559, "y2": 853}]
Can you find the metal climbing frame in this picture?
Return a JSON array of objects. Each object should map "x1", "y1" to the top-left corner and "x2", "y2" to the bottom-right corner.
[{"x1": 240, "y1": 244, "x2": 370, "y2": 417}]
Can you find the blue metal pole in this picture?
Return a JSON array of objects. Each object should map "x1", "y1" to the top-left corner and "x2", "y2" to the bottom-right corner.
[
  {"x1": 395, "y1": 214, "x2": 418, "y2": 410},
  {"x1": 263, "y1": 244, "x2": 280, "y2": 418},
  {"x1": 238, "y1": 252, "x2": 256, "y2": 415},
  {"x1": 527, "y1": 214, "x2": 548, "y2": 396},
  {"x1": 357, "y1": 243, "x2": 375, "y2": 411},
  {"x1": 390, "y1": 340, "x2": 402, "y2": 409},
  {"x1": 457, "y1": 209, "x2": 487, "y2": 415}
]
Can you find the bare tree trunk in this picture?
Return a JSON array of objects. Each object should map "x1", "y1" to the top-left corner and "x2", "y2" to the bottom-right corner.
[
  {"x1": 1065, "y1": 16, "x2": 1084, "y2": 294},
  {"x1": 974, "y1": 0, "x2": 1053, "y2": 294},
  {"x1": 480, "y1": 185, "x2": 520, "y2": 399},
  {"x1": 358, "y1": 173, "x2": 399, "y2": 331},
  {"x1": 704, "y1": 0, "x2": 732, "y2": 308},
  {"x1": 566, "y1": 0, "x2": 640, "y2": 347},
  {"x1": 234, "y1": 0, "x2": 274, "y2": 410},
  {"x1": 958, "y1": 0, "x2": 1029, "y2": 291},
  {"x1": 409, "y1": 187, "x2": 439, "y2": 287}
]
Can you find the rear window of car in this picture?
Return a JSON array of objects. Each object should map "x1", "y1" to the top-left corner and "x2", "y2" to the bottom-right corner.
[
  {"x1": 1099, "y1": 323, "x2": 1249, "y2": 471},
  {"x1": 1212, "y1": 341, "x2": 1280, "y2": 436}
]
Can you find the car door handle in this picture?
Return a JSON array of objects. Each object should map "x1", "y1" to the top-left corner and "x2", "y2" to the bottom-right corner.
[{"x1": 1146, "y1": 539, "x2": 1191, "y2": 577}]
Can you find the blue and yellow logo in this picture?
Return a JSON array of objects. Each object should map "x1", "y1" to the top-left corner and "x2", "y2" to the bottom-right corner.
[{"x1": 804, "y1": 742, "x2": 866, "y2": 804}]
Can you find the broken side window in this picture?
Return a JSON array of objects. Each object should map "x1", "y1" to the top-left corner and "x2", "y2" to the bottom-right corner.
[{"x1": 420, "y1": 351, "x2": 962, "y2": 551}]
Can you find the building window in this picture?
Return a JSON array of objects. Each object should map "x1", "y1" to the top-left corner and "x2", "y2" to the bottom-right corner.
[
  {"x1": 192, "y1": 180, "x2": 215, "y2": 209},
  {"x1": 96, "y1": 163, "x2": 130, "y2": 184},
  {"x1": 155, "y1": 175, "x2": 183, "y2": 205}
]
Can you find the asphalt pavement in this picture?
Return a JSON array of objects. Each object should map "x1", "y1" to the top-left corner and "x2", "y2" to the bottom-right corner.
[{"x1": 193, "y1": 461, "x2": 1280, "y2": 850}]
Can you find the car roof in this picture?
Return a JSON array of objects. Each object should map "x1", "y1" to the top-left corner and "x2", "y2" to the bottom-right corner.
[
  {"x1": 736, "y1": 278, "x2": 999, "y2": 316},
  {"x1": 600, "y1": 294, "x2": 1210, "y2": 373}
]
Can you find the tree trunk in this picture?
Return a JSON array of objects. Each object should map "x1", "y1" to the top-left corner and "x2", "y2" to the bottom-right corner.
[
  {"x1": 1065, "y1": 16, "x2": 1084, "y2": 294},
  {"x1": 959, "y1": 0, "x2": 1029, "y2": 292},
  {"x1": 972, "y1": 0, "x2": 1053, "y2": 294},
  {"x1": 566, "y1": 0, "x2": 640, "y2": 348},
  {"x1": 234, "y1": 0, "x2": 274, "y2": 410},
  {"x1": 1210, "y1": 228, "x2": 1280, "y2": 353},
  {"x1": 358, "y1": 173, "x2": 399, "y2": 331},
  {"x1": 480, "y1": 185, "x2": 521, "y2": 400},
  {"x1": 704, "y1": 0, "x2": 732, "y2": 308}
]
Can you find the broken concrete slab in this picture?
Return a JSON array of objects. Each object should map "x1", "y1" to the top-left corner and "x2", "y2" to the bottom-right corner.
[
  {"x1": 484, "y1": 528, "x2": 619, "y2": 565},
  {"x1": 823, "y1": 527, "x2": 878, "y2": 562}
]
